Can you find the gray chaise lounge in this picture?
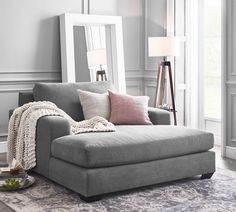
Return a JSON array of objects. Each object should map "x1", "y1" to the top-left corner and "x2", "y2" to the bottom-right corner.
[{"x1": 16, "y1": 81, "x2": 215, "y2": 202}]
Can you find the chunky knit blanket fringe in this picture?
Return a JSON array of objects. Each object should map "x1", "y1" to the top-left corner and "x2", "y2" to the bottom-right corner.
[{"x1": 7, "y1": 101, "x2": 116, "y2": 170}]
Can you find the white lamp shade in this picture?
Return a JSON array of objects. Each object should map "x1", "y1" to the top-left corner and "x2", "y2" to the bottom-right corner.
[
  {"x1": 148, "y1": 37, "x2": 180, "y2": 57},
  {"x1": 87, "y1": 49, "x2": 107, "y2": 67}
]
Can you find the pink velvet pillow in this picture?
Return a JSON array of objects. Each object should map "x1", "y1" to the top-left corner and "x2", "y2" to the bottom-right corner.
[{"x1": 108, "y1": 90, "x2": 152, "y2": 125}]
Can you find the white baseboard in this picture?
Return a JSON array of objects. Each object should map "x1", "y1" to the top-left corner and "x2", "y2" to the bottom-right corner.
[
  {"x1": 225, "y1": 146, "x2": 236, "y2": 160},
  {"x1": 0, "y1": 141, "x2": 7, "y2": 153}
]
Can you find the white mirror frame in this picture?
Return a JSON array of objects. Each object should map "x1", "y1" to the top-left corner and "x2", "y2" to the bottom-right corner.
[{"x1": 59, "y1": 13, "x2": 126, "y2": 93}]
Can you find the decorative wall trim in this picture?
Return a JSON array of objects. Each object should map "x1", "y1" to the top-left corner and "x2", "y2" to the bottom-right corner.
[
  {"x1": 0, "y1": 69, "x2": 61, "y2": 74},
  {"x1": 144, "y1": 84, "x2": 156, "y2": 96},
  {"x1": 0, "y1": 141, "x2": 7, "y2": 153},
  {"x1": 126, "y1": 81, "x2": 143, "y2": 96},
  {"x1": 0, "y1": 80, "x2": 60, "y2": 84},
  {"x1": 0, "y1": 69, "x2": 62, "y2": 139},
  {"x1": 229, "y1": 93, "x2": 236, "y2": 145},
  {"x1": 125, "y1": 70, "x2": 143, "y2": 79},
  {"x1": 226, "y1": 81, "x2": 236, "y2": 85},
  {"x1": 0, "y1": 71, "x2": 61, "y2": 84},
  {"x1": 0, "y1": 70, "x2": 61, "y2": 93},
  {"x1": 221, "y1": 0, "x2": 228, "y2": 156},
  {"x1": 225, "y1": 146, "x2": 236, "y2": 160},
  {"x1": 126, "y1": 70, "x2": 159, "y2": 81},
  {"x1": 0, "y1": 88, "x2": 32, "y2": 93}
]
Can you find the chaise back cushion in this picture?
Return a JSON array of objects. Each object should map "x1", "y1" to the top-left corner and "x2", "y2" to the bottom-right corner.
[{"x1": 33, "y1": 81, "x2": 115, "y2": 121}]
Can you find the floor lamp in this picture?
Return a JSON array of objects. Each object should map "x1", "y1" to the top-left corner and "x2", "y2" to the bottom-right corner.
[
  {"x1": 87, "y1": 49, "x2": 107, "y2": 81},
  {"x1": 148, "y1": 37, "x2": 180, "y2": 125}
]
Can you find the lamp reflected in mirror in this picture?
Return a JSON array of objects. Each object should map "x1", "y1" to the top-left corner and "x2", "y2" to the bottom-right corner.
[
  {"x1": 60, "y1": 13, "x2": 126, "y2": 93},
  {"x1": 148, "y1": 37, "x2": 180, "y2": 125},
  {"x1": 87, "y1": 49, "x2": 107, "y2": 81}
]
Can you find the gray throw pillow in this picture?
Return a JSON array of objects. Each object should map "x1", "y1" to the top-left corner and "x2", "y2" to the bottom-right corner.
[{"x1": 77, "y1": 89, "x2": 110, "y2": 120}]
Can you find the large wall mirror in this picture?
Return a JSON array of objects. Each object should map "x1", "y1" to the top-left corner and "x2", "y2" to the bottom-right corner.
[{"x1": 59, "y1": 13, "x2": 126, "y2": 93}]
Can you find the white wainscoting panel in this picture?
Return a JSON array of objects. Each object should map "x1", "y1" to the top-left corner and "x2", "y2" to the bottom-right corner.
[
  {"x1": 226, "y1": 90, "x2": 236, "y2": 147},
  {"x1": 225, "y1": 146, "x2": 236, "y2": 160},
  {"x1": 126, "y1": 82, "x2": 143, "y2": 96},
  {"x1": 125, "y1": 69, "x2": 144, "y2": 96},
  {"x1": 0, "y1": 142, "x2": 7, "y2": 153},
  {"x1": 0, "y1": 70, "x2": 61, "y2": 142},
  {"x1": 144, "y1": 79, "x2": 157, "y2": 107}
]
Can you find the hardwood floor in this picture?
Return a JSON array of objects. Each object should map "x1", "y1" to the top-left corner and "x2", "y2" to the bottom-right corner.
[{"x1": 1, "y1": 145, "x2": 236, "y2": 172}]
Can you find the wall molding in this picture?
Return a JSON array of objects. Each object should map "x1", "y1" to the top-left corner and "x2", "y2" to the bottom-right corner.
[
  {"x1": 226, "y1": 81, "x2": 236, "y2": 85},
  {"x1": 0, "y1": 88, "x2": 33, "y2": 93},
  {"x1": 0, "y1": 79, "x2": 60, "y2": 84},
  {"x1": 0, "y1": 69, "x2": 61, "y2": 93},
  {"x1": 144, "y1": 83, "x2": 156, "y2": 96},
  {"x1": 0, "y1": 141, "x2": 7, "y2": 153},
  {"x1": 0, "y1": 70, "x2": 61, "y2": 84},
  {"x1": 125, "y1": 69, "x2": 143, "y2": 79},
  {"x1": 228, "y1": 93, "x2": 236, "y2": 145},
  {"x1": 0, "y1": 69, "x2": 62, "y2": 138},
  {"x1": 0, "y1": 69, "x2": 61, "y2": 74},
  {"x1": 225, "y1": 146, "x2": 236, "y2": 160}
]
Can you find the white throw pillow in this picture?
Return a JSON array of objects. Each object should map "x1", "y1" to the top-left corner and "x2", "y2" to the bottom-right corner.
[{"x1": 77, "y1": 89, "x2": 110, "y2": 120}]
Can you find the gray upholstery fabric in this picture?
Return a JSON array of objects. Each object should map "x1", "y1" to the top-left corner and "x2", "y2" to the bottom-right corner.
[
  {"x1": 33, "y1": 81, "x2": 115, "y2": 121},
  {"x1": 17, "y1": 84, "x2": 169, "y2": 125},
  {"x1": 51, "y1": 125, "x2": 214, "y2": 168},
  {"x1": 9, "y1": 109, "x2": 14, "y2": 119},
  {"x1": 19, "y1": 91, "x2": 34, "y2": 106},
  {"x1": 33, "y1": 116, "x2": 71, "y2": 177},
  {"x1": 15, "y1": 82, "x2": 215, "y2": 199},
  {"x1": 49, "y1": 151, "x2": 215, "y2": 197},
  {"x1": 148, "y1": 107, "x2": 170, "y2": 125}
]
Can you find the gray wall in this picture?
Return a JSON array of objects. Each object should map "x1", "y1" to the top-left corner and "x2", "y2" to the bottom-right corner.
[
  {"x1": 0, "y1": 0, "x2": 83, "y2": 142},
  {"x1": 143, "y1": 0, "x2": 167, "y2": 106},
  {"x1": 73, "y1": 26, "x2": 90, "y2": 82},
  {"x1": 0, "y1": 0, "x2": 167, "y2": 146}
]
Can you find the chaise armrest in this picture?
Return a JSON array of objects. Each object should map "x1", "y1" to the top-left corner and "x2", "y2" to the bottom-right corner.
[
  {"x1": 148, "y1": 107, "x2": 171, "y2": 125},
  {"x1": 9, "y1": 109, "x2": 14, "y2": 119},
  {"x1": 34, "y1": 116, "x2": 72, "y2": 177}
]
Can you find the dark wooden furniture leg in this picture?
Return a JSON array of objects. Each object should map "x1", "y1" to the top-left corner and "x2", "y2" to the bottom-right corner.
[
  {"x1": 79, "y1": 194, "x2": 102, "y2": 202},
  {"x1": 167, "y1": 62, "x2": 177, "y2": 126},
  {"x1": 201, "y1": 172, "x2": 214, "y2": 179},
  {"x1": 96, "y1": 70, "x2": 107, "y2": 81},
  {"x1": 104, "y1": 71, "x2": 107, "y2": 81}
]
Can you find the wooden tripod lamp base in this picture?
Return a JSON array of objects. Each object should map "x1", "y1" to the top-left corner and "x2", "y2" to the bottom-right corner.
[
  {"x1": 155, "y1": 61, "x2": 177, "y2": 125},
  {"x1": 148, "y1": 36, "x2": 180, "y2": 126},
  {"x1": 96, "y1": 70, "x2": 107, "y2": 81}
]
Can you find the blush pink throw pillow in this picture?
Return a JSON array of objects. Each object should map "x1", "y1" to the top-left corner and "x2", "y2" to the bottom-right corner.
[{"x1": 108, "y1": 90, "x2": 152, "y2": 125}]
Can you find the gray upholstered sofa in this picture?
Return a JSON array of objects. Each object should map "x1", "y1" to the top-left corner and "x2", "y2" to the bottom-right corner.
[{"x1": 16, "y1": 81, "x2": 215, "y2": 202}]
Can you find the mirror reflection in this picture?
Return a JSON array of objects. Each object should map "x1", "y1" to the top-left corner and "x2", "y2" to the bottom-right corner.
[{"x1": 73, "y1": 25, "x2": 109, "y2": 82}]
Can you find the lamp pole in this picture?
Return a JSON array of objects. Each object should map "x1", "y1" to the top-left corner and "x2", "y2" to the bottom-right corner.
[{"x1": 154, "y1": 60, "x2": 177, "y2": 126}]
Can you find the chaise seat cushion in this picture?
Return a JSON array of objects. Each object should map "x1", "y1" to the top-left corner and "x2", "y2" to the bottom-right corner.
[{"x1": 51, "y1": 125, "x2": 214, "y2": 168}]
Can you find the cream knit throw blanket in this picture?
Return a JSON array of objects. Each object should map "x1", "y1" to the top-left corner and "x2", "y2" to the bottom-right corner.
[{"x1": 7, "y1": 101, "x2": 116, "y2": 170}]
